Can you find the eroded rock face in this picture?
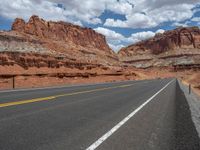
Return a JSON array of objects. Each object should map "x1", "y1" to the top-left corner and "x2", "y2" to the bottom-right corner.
[
  {"x1": 12, "y1": 18, "x2": 26, "y2": 32},
  {"x1": 118, "y1": 27, "x2": 200, "y2": 68},
  {"x1": 0, "y1": 51, "x2": 99, "y2": 70},
  {"x1": 119, "y1": 27, "x2": 200, "y2": 56},
  {"x1": 0, "y1": 15, "x2": 120, "y2": 66},
  {"x1": 12, "y1": 15, "x2": 112, "y2": 54}
]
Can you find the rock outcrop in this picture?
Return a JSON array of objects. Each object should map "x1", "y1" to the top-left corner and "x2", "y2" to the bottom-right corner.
[
  {"x1": 0, "y1": 51, "x2": 101, "y2": 70},
  {"x1": 118, "y1": 27, "x2": 200, "y2": 68},
  {"x1": 0, "y1": 15, "x2": 119, "y2": 67},
  {"x1": 12, "y1": 15, "x2": 112, "y2": 54},
  {"x1": 119, "y1": 27, "x2": 200, "y2": 56}
]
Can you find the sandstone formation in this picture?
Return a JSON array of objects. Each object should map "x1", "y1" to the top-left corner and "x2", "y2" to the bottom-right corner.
[
  {"x1": 0, "y1": 51, "x2": 97, "y2": 70},
  {"x1": 119, "y1": 27, "x2": 200, "y2": 68},
  {"x1": 119, "y1": 27, "x2": 200, "y2": 56},
  {"x1": 12, "y1": 15, "x2": 112, "y2": 54},
  {"x1": 0, "y1": 15, "x2": 127, "y2": 90},
  {"x1": 0, "y1": 15, "x2": 119, "y2": 67}
]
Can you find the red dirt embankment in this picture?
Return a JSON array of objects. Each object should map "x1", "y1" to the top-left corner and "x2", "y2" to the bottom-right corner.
[{"x1": 0, "y1": 51, "x2": 138, "y2": 90}]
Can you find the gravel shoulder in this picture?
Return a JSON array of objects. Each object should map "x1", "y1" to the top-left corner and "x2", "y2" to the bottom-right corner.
[{"x1": 178, "y1": 80, "x2": 200, "y2": 137}]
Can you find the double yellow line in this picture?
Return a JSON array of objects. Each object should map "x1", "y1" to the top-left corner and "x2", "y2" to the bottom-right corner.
[{"x1": 0, "y1": 84, "x2": 133, "y2": 108}]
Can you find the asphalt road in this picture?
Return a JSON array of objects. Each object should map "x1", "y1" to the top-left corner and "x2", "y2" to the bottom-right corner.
[{"x1": 0, "y1": 79, "x2": 199, "y2": 150}]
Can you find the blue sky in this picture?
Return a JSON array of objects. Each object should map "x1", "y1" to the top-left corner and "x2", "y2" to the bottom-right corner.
[{"x1": 0, "y1": 0, "x2": 200, "y2": 51}]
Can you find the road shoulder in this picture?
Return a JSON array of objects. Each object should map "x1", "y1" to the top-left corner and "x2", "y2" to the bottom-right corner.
[{"x1": 178, "y1": 80, "x2": 200, "y2": 137}]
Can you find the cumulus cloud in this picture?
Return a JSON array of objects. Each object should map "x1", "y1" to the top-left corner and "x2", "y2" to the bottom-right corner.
[
  {"x1": 127, "y1": 29, "x2": 165, "y2": 43},
  {"x1": 94, "y1": 27, "x2": 126, "y2": 51},
  {"x1": 172, "y1": 22, "x2": 189, "y2": 27},
  {"x1": 128, "y1": 31, "x2": 155, "y2": 43},
  {"x1": 0, "y1": 1, "x2": 66, "y2": 21},
  {"x1": 191, "y1": 17, "x2": 200, "y2": 22},
  {"x1": 0, "y1": 0, "x2": 132, "y2": 25},
  {"x1": 0, "y1": 0, "x2": 199, "y2": 28},
  {"x1": 104, "y1": 13, "x2": 157, "y2": 28},
  {"x1": 108, "y1": 43, "x2": 125, "y2": 52},
  {"x1": 94, "y1": 27, "x2": 125, "y2": 41},
  {"x1": 104, "y1": 3, "x2": 196, "y2": 28},
  {"x1": 0, "y1": 0, "x2": 105, "y2": 25},
  {"x1": 156, "y1": 29, "x2": 165, "y2": 34}
]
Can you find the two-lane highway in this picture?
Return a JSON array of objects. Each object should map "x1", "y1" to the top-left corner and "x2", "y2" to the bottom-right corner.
[{"x1": 0, "y1": 79, "x2": 199, "y2": 150}]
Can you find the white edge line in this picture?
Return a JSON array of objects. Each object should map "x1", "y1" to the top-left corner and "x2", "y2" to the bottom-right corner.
[{"x1": 86, "y1": 79, "x2": 175, "y2": 150}]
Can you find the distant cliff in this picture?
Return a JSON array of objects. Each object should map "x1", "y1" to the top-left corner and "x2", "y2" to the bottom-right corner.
[
  {"x1": 12, "y1": 15, "x2": 112, "y2": 54},
  {"x1": 119, "y1": 27, "x2": 200, "y2": 56},
  {"x1": 118, "y1": 27, "x2": 200, "y2": 68},
  {"x1": 0, "y1": 15, "x2": 119, "y2": 67}
]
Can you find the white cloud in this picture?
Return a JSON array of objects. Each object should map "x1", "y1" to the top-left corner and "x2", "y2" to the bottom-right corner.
[
  {"x1": 128, "y1": 31, "x2": 155, "y2": 43},
  {"x1": 72, "y1": 20, "x2": 83, "y2": 27},
  {"x1": 172, "y1": 22, "x2": 189, "y2": 27},
  {"x1": 104, "y1": 3, "x2": 196, "y2": 28},
  {"x1": 0, "y1": 0, "x2": 128, "y2": 25},
  {"x1": 104, "y1": 19, "x2": 127, "y2": 28},
  {"x1": 0, "y1": 0, "x2": 199, "y2": 28},
  {"x1": 0, "y1": 1, "x2": 66, "y2": 21},
  {"x1": 156, "y1": 29, "x2": 165, "y2": 34},
  {"x1": 94, "y1": 27, "x2": 125, "y2": 41},
  {"x1": 109, "y1": 43, "x2": 125, "y2": 52},
  {"x1": 104, "y1": 13, "x2": 157, "y2": 28},
  {"x1": 94, "y1": 27, "x2": 126, "y2": 52},
  {"x1": 0, "y1": 0, "x2": 106, "y2": 25},
  {"x1": 106, "y1": 1, "x2": 133, "y2": 15},
  {"x1": 191, "y1": 17, "x2": 200, "y2": 22}
]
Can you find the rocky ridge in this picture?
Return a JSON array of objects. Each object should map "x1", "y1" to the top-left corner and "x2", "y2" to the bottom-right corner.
[
  {"x1": 0, "y1": 15, "x2": 119, "y2": 68},
  {"x1": 119, "y1": 27, "x2": 200, "y2": 68},
  {"x1": 12, "y1": 15, "x2": 112, "y2": 54}
]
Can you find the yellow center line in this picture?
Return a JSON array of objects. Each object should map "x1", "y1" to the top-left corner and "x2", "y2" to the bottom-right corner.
[{"x1": 0, "y1": 84, "x2": 134, "y2": 108}]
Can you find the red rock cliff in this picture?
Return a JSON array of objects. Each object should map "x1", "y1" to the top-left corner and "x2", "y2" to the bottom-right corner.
[
  {"x1": 119, "y1": 27, "x2": 200, "y2": 56},
  {"x1": 12, "y1": 15, "x2": 112, "y2": 54}
]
